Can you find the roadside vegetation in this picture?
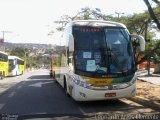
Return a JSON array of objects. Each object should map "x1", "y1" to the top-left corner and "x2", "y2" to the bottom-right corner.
[{"x1": 6, "y1": 46, "x2": 52, "y2": 70}]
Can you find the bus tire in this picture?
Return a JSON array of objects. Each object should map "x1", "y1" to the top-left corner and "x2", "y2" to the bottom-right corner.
[
  {"x1": 0, "y1": 71, "x2": 4, "y2": 80},
  {"x1": 54, "y1": 79, "x2": 58, "y2": 83},
  {"x1": 0, "y1": 74, "x2": 3, "y2": 80},
  {"x1": 64, "y1": 77, "x2": 70, "y2": 97},
  {"x1": 0, "y1": 72, "x2": 2, "y2": 80},
  {"x1": 3, "y1": 71, "x2": 5, "y2": 78},
  {"x1": 50, "y1": 72, "x2": 53, "y2": 77},
  {"x1": 53, "y1": 71, "x2": 55, "y2": 79},
  {"x1": 1, "y1": 75, "x2": 4, "y2": 80}
]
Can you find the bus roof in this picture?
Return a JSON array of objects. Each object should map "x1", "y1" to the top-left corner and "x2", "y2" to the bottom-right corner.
[
  {"x1": 70, "y1": 20, "x2": 127, "y2": 28},
  {"x1": 8, "y1": 55, "x2": 24, "y2": 61},
  {"x1": 0, "y1": 51, "x2": 8, "y2": 55}
]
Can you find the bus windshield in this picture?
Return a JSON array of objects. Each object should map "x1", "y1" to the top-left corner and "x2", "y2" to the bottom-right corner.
[{"x1": 73, "y1": 26, "x2": 135, "y2": 77}]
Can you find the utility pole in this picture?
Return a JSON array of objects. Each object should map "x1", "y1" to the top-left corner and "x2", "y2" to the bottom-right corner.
[
  {"x1": 115, "y1": 12, "x2": 124, "y2": 20},
  {"x1": 1, "y1": 31, "x2": 12, "y2": 52},
  {"x1": 144, "y1": 20, "x2": 151, "y2": 75}
]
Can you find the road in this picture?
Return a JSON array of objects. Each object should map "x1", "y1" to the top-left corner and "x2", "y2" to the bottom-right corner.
[{"x1": 0, "y1": 69, "x2": 159, "y2": 120}]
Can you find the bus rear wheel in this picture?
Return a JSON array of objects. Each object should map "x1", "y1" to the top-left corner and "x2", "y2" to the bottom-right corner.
[
  {"x1": 0, "y1": 71, "x2": 4, "y2": 80},
  {"x1": 0, "y1": 74, "x2": 3, "y2": 80},
  {"x1": 64, "y1": 77, "x2": 70, "y2": 97}
]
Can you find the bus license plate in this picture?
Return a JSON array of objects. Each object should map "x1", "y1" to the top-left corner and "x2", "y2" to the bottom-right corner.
[{"x1": 105, "y1": 93, "x2": 116, "y2": 97}]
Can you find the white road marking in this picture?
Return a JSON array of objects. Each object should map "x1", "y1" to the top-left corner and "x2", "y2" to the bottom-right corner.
[
  {"x1": 29, "y1": 81, "x2": 54, "y2": 88},
  {"x1": 8, "y1": 92, "x2": 16, "y2": 98},
  {"x1": 0, "y1": 104, "x2": 5, "y2": 110}
]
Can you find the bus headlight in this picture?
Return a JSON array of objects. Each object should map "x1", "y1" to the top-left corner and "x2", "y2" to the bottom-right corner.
[
  {"x1": 113, "y1": 83, "x2": 129, "y2": 89},
  {"x1": 74, "y1": 79, "x2": 91, "y2": 89}
]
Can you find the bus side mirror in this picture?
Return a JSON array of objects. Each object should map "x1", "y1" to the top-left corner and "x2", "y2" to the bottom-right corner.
[
  {"x1": 69, "y1": 34, "x2": 74, "y2": 51},
  {"x1": 131, "y1": 34, "x2": 145, "y2": 51}
]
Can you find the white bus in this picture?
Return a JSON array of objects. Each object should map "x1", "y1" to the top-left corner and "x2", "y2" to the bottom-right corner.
[
  {"x1": 8, "y1": 56, "x2": 25, "y2": 76},
  {"x1": 51, "y1": 20, "x2": 145, "y2": 101}
]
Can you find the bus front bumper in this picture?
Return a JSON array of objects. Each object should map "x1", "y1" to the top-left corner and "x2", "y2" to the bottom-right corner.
[{"x1": 72, "y1": 83, "x2": 136, "y2": 101}]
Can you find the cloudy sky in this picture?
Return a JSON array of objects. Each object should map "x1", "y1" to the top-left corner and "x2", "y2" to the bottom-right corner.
[{"x1": 0, "y1": 0, "x2": 156, "y2": 45}]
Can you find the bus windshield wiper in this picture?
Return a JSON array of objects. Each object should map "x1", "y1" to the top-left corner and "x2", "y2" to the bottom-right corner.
[{"x1": 94, "y1": 66, "x2": 107, "y2": 74}]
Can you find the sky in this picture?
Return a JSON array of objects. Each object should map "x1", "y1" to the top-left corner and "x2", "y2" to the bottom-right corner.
[{"x1": 0, "y1": 0, "x2": 158, "y2": 45}]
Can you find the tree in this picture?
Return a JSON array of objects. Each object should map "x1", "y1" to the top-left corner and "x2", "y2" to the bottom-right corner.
[
  {"x1": 144, "y1": 0, "x2": 160, "y2": 30},
  {"x1": 121, "y1": 2, "x2": 160, "y2": 70},
  {"x1": 10, "y1": 47, "x2": 29, "y2": 59},
  {"x1": 55, "y1": 7, "x2": 105, "y2": 31},
  {"x1": 140, "y1": 0, "x2": 160, "y2": 73}
]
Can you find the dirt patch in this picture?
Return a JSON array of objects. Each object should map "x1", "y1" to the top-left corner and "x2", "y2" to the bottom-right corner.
[{"x1": 136, "y1": 80, "x2": 160, "y2": 103}]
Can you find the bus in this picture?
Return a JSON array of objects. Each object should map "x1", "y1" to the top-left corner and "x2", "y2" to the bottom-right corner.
[
  {"x1": 0, "y1": 51, "x2": 9, "y2": 79},
  {"x1": 8, "y1": 56, "x2": 25, "y2": 76},
  {"x1": 50, "y1": 20, "x2": 145, "y2": 101}
]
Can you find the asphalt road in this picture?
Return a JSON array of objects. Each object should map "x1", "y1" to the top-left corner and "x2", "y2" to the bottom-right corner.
[{"x1": 0, "y1": 69, "x2": 159, "y2": 120}]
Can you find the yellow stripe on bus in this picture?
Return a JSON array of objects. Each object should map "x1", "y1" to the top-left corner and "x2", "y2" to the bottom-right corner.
[{"x1": 81, "y1": 76, "x2": 113, "y2": 86}]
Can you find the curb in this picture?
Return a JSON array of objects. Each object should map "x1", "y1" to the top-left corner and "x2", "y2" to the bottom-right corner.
[{"x1": 127, "y1": 96, "x2": 160, "y2": 112}]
